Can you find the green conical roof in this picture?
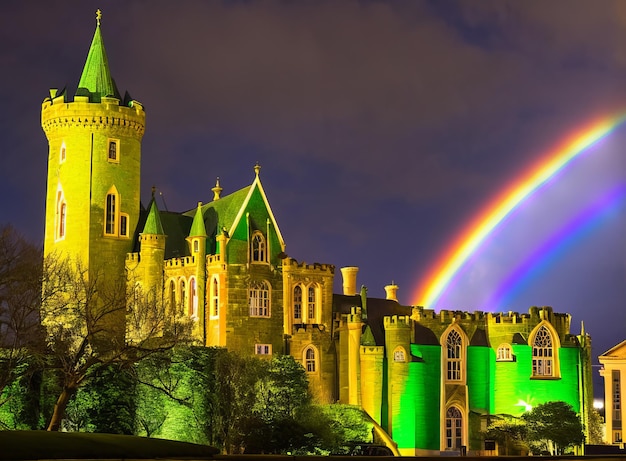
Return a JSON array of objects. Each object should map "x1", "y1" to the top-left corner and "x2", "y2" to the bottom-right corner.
[
  {"x1": 143, "y1": 199, "x2": 164, "y2": 235},
  {"x1": 189, "y1": 202, "x2": 207, "y2": 238},
  {"x1": 76, "y1": 11, "x2": 119, "y2": 102},
  {"x1": 361, "y1": 326, "x2": 376, "y2": 346}
]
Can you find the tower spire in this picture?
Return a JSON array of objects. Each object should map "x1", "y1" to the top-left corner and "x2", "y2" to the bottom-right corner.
[{"x1": 76, "y1": 9, "x2": 119, "y2": 102}]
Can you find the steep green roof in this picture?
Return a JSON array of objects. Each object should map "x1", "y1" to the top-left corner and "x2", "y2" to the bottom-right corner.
[
  {"x1": 183, "y1": 186, "x2": 252, "y2": 236},
  {"x1": 76, "y1": 13, "x2": 120, "y2": 102},
  {"x1": 189, "y1": 203, "x2": 207, "y2": 238},
  {"x1": 142, "y1": 199, "x2": 164, "y2": 235}
]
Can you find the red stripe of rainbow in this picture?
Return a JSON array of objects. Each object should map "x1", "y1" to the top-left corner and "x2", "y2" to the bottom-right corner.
[{"x1": 413, "y1": 114, "x2": 626, "y2": 308}]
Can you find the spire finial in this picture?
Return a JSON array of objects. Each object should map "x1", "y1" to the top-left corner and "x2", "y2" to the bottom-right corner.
[
  {"x1": 96, "y1": 9, "x2": 102, "y2": 26},
  {"x1": 212, "y1": 177, "x2": 223, "y2": 201},
  {"x1": 151, "y1": 185, "x2": 156, "y2": 199},
  {"x1": 254, "y1": 162, "x2": 261, "y2": 177}
]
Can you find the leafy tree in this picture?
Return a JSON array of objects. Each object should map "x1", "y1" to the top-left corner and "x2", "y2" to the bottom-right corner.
[
  {"x1": 483, "y1": 415, "x2": 528, "y2": 455},
  {"x1": 522, "y1": 401, "x2": 584, "y2": 454},
  {"x1": 587, "y1": 407, "x2": 604, "y2": 445},
  {"x1": 41, "y1": 257, "x2": 191, "y2": 431}
]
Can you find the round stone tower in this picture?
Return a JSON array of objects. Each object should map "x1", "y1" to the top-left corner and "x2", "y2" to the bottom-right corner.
[{"x1": 42, "y1": 10, "x2": 145, "y2": 284}]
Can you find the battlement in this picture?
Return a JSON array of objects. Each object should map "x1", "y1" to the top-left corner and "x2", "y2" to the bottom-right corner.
[
  {"x1": 360, "y1": 345, "x2": 384, "y2": 355},
  {"x1": 384, "y1": 315, "x2": 411, "y2": 329},
  {"x1": 347, "y1": 306, "x2": 362, "y2": 324},
  {"x1": 165, "y1": 256, "x2": 196, "y2": 268},
  {"x1": 282, "y1": 258, "x2": 335, "y2": 273},
  {"x1": 41, "y1": 97, "x2": 145, "y2": 137},
  {"x1": 206, "y1": 254, "x2": 222, "y2": 264}
]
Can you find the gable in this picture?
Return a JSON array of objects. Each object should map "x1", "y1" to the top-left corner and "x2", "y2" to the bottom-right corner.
[{"x1": 600, "y1": 339, "x2": 626, "y2": 359}]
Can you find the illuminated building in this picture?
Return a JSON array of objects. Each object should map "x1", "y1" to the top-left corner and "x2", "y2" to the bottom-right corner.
[
  {"x1": 41, "y1": 12, "x2": 593, "y2": 455},
  {"x1": 599, "y1": 341, "x2": 626, "y2": 446}
]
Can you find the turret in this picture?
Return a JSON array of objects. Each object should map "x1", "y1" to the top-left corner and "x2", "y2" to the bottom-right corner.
[
  {"x1": 187, "y1": 202, "x2": 207, "y2": 326},
  {"x1": 42, "y1": 10, "x2": 145, "y2": 285},
  {"x1": 137, "y1": 197, "x2": 166, "y2": 297}
]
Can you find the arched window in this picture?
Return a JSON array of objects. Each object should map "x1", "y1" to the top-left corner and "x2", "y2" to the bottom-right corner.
[
  {"x1": 179, "y1": 279, "x2": 186, "y2": 316},
  {"x1": 393, "y1": 347, "x2": 406, "y2": 363},
  {"x1": 304, "y1": 346, "x2": 318, "y2": 373},
  {"x1": 445, "y1": 406, "x2": 463, "y2": 450},
  {"x1": 249, "y1": 280, "x2": 270, "y2": 317},
  {"x1": 532, "y1": 325, "x2": 553, "y2": 377},
  {"x1": 60, "y1": 142, "x2": 66, "y2": 162},
  {"x1": 446, "y1": 329, "x2": 462, "y2": 381},
  {"x1": 211, "y1": 276, "x2": 219, "y2": 318},
  {"x1": 189, "y1": 278, "x2": 198, "y2": 318},
  {"x1": 168, "y1": 280, "x2": 176, "y2": 313},
  {"x1": 293, "y1": 285, "x2": 302, "y2": 322},
  {"x1": 251, "y1": 231, "x2": 266, "y2": 263},
  {"x1": 307, "y1": 286, "x2": 316, "y2": 321},
  {"x1": 496, "y1": 344, "x2": 513, "y2": 361},
  {"x1": 193, "y1": 239, "x2": 199, "y2": 253},
  {"x1": 56, "y1": 189, "x2": 66, "y2": 240}
]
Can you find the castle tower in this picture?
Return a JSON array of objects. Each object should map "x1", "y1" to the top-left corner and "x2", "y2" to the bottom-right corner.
[{"x1": 42, "y1": 10, "x2": 145, "y2": 284}]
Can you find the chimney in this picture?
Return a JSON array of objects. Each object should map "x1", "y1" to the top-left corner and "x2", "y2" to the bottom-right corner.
[
  {"x1": 340, "y1": 266, "x2": 359, "y2": 296},
  {"x1": 384, "y1": 282, "x2": 399, "y2": 301}
]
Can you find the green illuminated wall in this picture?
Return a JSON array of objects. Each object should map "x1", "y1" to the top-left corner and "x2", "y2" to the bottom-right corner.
[
  {"x1": 467, "y1": 346, "x2": 494, "y2": 414},
  {"x1": 409, "y1": 344, "x2": 441, "y2": 451},
  {"x1": 494, "y1": 345, "x2": 580, "y2": 415}
]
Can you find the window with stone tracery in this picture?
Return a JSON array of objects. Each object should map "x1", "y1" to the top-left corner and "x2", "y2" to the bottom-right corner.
[
  {"x1": 532, "y1": 325, "x2": 553, "y2": 377},
  {"x1": 446, "y1": 329, "x2": 462, "y2": 381}
]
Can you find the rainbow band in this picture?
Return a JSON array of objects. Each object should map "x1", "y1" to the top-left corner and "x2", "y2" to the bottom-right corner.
[
  {"x1": 413, "y1": 115, "x2": 626, "y2": 308},
  {"x1": 487, "y1": 184, "x2": 626, "y2": 308}
]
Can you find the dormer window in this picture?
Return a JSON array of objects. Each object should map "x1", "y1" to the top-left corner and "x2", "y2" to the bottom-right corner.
[{"x1": 251, "y1": 231, "x2": 266, "y2": 263}]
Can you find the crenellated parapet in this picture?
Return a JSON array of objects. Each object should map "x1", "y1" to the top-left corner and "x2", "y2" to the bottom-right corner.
[
  {"x1": 384, "y1": 315, "x2": 411, "y2": 330},
  {"x1": 282, "y1": 258, "x2": 335, "y2": 273},
  {"x1": 165, "y1": 256, "x2": 196, "y2": 268},
  {"x1": 41, "y1": 95, "x2": 145, "y2": 138}
]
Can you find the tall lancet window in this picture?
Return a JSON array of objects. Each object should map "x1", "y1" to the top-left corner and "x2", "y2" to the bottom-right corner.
[
  {"x1": 446, "y1": 330, "x2": 462, "y2": 381},
  {"x1": 532, "y1": 325, "x2": 553, "y2": 377}
]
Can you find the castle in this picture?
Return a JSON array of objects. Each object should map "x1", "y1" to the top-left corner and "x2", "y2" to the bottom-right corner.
[{"x1": 41, "y1": 12, "x2": 593, "y2": 455}]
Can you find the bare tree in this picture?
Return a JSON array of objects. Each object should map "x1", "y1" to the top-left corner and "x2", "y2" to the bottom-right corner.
[
  {"x1": 0, "y1": 225, "x2": 44, "y2": 410},
  {"x1": 41, "y1": 256, "x2": 191, "y2": 431}
]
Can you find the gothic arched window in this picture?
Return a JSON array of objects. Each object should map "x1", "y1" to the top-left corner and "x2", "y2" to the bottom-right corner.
[
  {"x1": 446, "y1": 329, "x2": 462, "y2": 381},
  {"x1": 293, "y1": 285, "x2": 302, "y2": 322},
  {"x1": 445, "y1": 406, "x2": 463, "y2": 450},
  {"x1": 251, "y1": 231, "x2": 266, "y2": 263},
  {"x1": 532, "y1": 325, "x2": 553, "y2": 377},
  {"x1": 249, "y1": 280, "x2": 270, "y2": 317},
  {"x1": 304, "y1": 345, "x2": 318, "y2": 373},
  {"x1": 307, "y1": 286, "x2": 316, "y2": 321},
  {"x1": 211, "y1": 276, "x2": 219, "y2": 318}
]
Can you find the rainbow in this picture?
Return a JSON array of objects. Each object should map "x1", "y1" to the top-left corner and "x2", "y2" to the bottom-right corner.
[
  {"x1": 486, "y1": 184, "x2": 626, "y2": 308},
  {"x1": 413, "y1": 114, "x2": 626, "y2": 308}
]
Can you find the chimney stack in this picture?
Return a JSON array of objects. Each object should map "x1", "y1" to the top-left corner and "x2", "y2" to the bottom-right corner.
[
  {"x1": 384, "y1": 282, "x2": 399, "y2": 301},
  {"x1": 340, "y1": 266, "x2": 359, "y2": 296}
]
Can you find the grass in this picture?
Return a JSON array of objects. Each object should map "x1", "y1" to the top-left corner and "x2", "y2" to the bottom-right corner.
[{"x1": 0, "y1": 430, "x2": 219, "y2": 460}]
